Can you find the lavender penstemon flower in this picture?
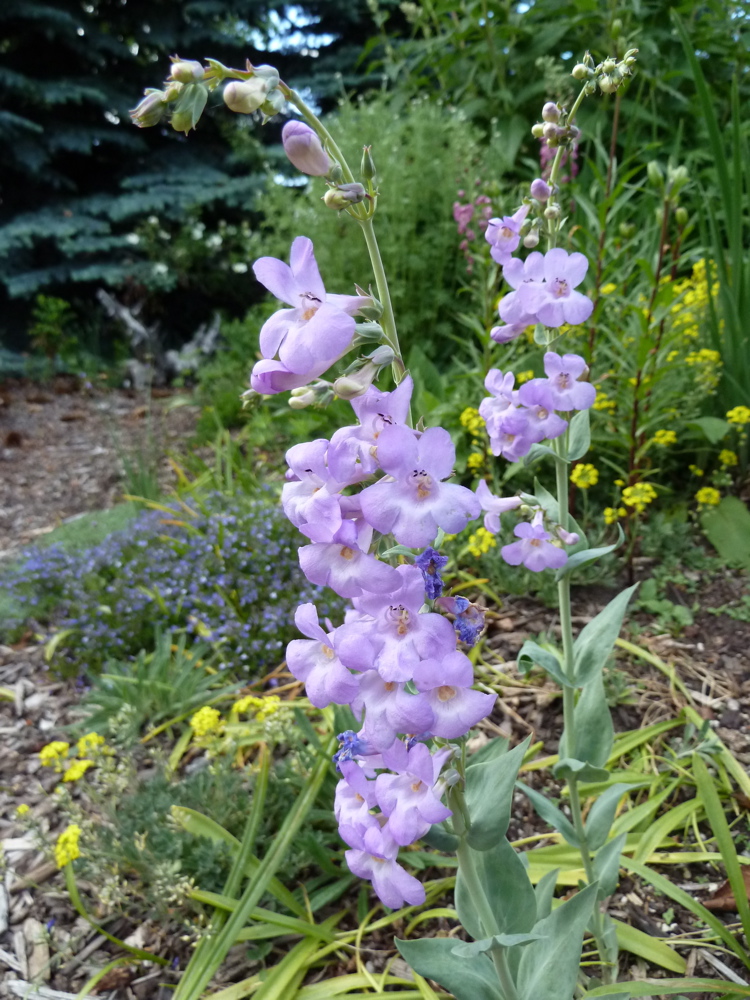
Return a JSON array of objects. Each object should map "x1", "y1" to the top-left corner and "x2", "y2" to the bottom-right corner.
[{"x1": 129, "y1": 44, "x2": 649, "y2": 1000}]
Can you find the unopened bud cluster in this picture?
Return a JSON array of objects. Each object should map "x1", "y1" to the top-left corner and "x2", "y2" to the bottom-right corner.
[
  {"x1": 130, "y1": 57, "x2": 285, "y2": 135},
  {"x1": 531, "y1": 101, "x2": 581, "y2": 150},
  {"x1": 571, "y1": 49, "x2": 638, "y2": 95}
]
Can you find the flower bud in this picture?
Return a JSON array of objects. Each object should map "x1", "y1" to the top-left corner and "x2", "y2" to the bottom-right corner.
[
  {"x1": 572, "y1": 63, "x2": 590, "y2": 80},
  {"x1": 130, "y1": 91, "x2": 167, "y2": 128},
  {"x1": 288, "y1": 387, "x2": 317, "y2": 409},
  {"x1": 361, "y1": 145, "x2": 376, "y2": 181},
  {"x1": 323, "y1": 183, "x2": 367, "y2": 209},
  {"x1": 523, "y1": 227, "x2": 540, "y2": 248},
  {"x1": 329, "y1": 163, "x2": 344, "y2": 184},
  {"x1": 619, "y1": 222, "x2": 636, "y2": 239},
  {"x1": 170, "y1": 83, "x2": 208, "y2": 134},
  {"x1": 260, "y1": 89, "x2": 285, "y2": 121},
  {"x1": 544, "y1": 204, "x2": 560, "y2": 220},
  {"x1": 542, "y1": 122, "x2": 559, "y2": 140},
  {"x1": 601, "y1": 58, "x2": 617, "y2": 73},
  {"x1": 530, "y1": 177, "x2": 551, "y2": 201},
  {"x1": 531, "y1": 123, "x2": 545, "y2": 138},
  {"x1": 542, "y1": 101, "x2": 560, "y2": 123},
  {"x1": 647, "y1": 161, "x2": 664, "y2": 189},
  {"x1": 675, "y1": 206, "x2": 689, "y2": 227},
  {"x1": 281, "y1": 121, "x2": 330, "y2": 176},
  {"x1": 224, "y1": 78, "x2": 271, "y2": 115},
  {"x1": 598, "y1": 74, "x2": 617, "y2": 94},
  {"x1": 611, "y1": 18, "x2": 622, "y2": 37},
  {"x1": 169, "y1": 59, "x2": 205, "y2": 83}
]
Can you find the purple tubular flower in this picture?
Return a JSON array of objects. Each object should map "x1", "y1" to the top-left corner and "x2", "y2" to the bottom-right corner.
[
  {"x1": 453, "y1": 600, "x2": 485, "y2": 646},
  {"x1": 475, "y1": 479, "x2": 522, "y2": 534},
  {"x1": 286, "y1": 604, "x2": 359, "y2": 707},
  {"x1": 351, "y1": 671, "x2": 435, "y2": 751},
  {"x1": 343, "y1": 828, "x2": 425, "y2": 910},
  {"x1": 335, "y1": 759, "x2": 378, "y2": 832},
  {"x1": 332, "y1": 729, "x2": 375, "y2": 769},
  {"x1": 519, "y1": 352, "x2": 596, "y2": 411},
  {"x1": 490, "y1": 319, "x2": 534, "y2": 344},
  {"x1": 501, "y1": 510, "x2": 568, "y2": 572},
  {"x1": 359, "y1": 425, "x2": 481, "y2": 548},
  {"x1": 514, "y1": 379, "x2": 569, "y2": 442},
  {"x1": 535, "y1": 249, "x2": 593, "y2": 327},
  {"x1": 484, "y1": 204, "x2": 530, "y2": 265},
  {"x1": 298, "y1": 519, "x2": 401, "y2": 599},
  {"x1": 251, "y1": 237, "x2": 370, "y2": 392},
  {"x1": 498, "y1": 251, "x2": 547, "y2": 324},
  {"x1": 327, "y1": 376, "x2": 414, "y2": 483},
  {"x1": 281, "y1": 121, "x2": 331, "y2": 176},
  {"x1": 375, "y1": 742, "x2": 453, "y2": 845},
  {"x1": 340, "y1": 565, "x2": 457, "y2": 683},
  {"x1": 415, "y1": 546, "x2": 448, "y2": 599},
  {"x1": 412, "y1": 651, "x2": 496, "y2": 737}
]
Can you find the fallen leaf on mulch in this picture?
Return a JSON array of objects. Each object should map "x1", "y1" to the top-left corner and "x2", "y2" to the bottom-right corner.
[{"x1": 703, "y1": 866, "x2": 750, "y2": 911}]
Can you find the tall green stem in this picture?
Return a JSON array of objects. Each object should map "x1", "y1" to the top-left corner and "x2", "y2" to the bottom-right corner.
[
  {"x1": 358, "y1": 216, "x2": 406, "y2": 383},
  {"x1": 456, "y1": 839, "x2": 520, "y2": 1000}
]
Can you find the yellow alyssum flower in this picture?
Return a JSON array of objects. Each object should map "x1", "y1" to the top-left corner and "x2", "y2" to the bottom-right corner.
[
  {"x1": 666, "y1": 350, "x2": 679, "y2": 362},
  {"x1": 235, "y1": 694, "x2": 282, "y2": 722},
  {"x1": 63, "y1": 759, "x2": 95, "y2": 783},
  {"x1": 727, "y1": 405, "x2": 750, "y2": 425},
  {"x1": 76, "y1": 732, "x2": 106, "y2": 756},
  {"x1": 190, "y1": 706, "x2": 222, "y2": 736},
  {"x1": 600, "y1": 283, "x2": 617, "y2": 295},
  {"x1": 603, "y1": 507, "x2": 627, "y2": 525},
  {"x1": 466, "y1": 452, "x2": 484, "y2": 472},
  {"x1": 570, "y1": 464, "x2": 599, "y2": 489},
  {"x1": 688, "y1": 464, "x2": 704, "y2": 476},
  {"x1": 39, "y1": 741, "x2": 70, "y2": 770},
  {"x1": 16, "y1": 803, "x2": 30, "y2": 816},
  {"x1": 622, "y1": 482, "x2": 657, "y2": 513},
  {"x1": 54, "y1": 824, "x2": 82, "y2": 868},
  {"x1": 515, "y1": 369, "x2": 535, "y2": 384},
  {"x1": 686, "y1": 348, "x2": 720, "y2": 365},
  {"x1": 459, "y1": 407, "x2": 485, "y2": 438},
  {"x1": 467, "y1": 527, "x2": 497, "y2": 558},
  {"x1": 593, "y1": 391, "x2": 616, "y2": 413},
  {"x1": 652, "y1": 429, "x2": 677, "y2": 446},
  {"x1": 695, "y1": 486, "x2": 721, "y2": 506},
  {"x1": 719, "y1": 449, "x2": 738, "y2": 467}
]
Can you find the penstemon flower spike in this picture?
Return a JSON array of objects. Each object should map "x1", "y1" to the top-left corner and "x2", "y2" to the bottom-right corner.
[{"x1": 131, "y1": 43, "x2": 652, "y2": 1000}]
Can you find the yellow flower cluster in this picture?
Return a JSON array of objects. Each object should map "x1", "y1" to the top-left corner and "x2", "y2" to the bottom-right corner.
[
  {"x1": 234, "y1": 694, "x2": 282, "y2": 722},
  {"x1": 459, "y1": 407, "x2": 485, "y2": 438},
  {"x1": 685, "y1": 348, "x2": 720, "y2": 365},
  {"x1": 652, "y1": 429, "x2": 677, "y2": 446},
  {"x1": 466, "y1": 452, "x2": 484, "y2": 472},
  {"x1": 669, "y1": 258, "x2": 718, "y2": 342},
  {"x1": 622, "y1": 482, "x2": 657, "y2": 514},
  {"x1": 467, "y1": 527, "x2": 497, "y2": 558},
  {"x1": 63, "y1": 759, "x2": 94, "y2": 783},
  {"x1": 593, "y1": 391, "x2": 616, "y2": 414},
  {"x1": 515, "y1": 370, "x2": 535, "y2": 384},
  {"x1": 695, "y1": 486, "x2": 721, "y2": 506},
  {"x1": 727, "y1": 405, "x2": 750, "y2": 425},
  {"x1": 190, "y1": 706, "x2": 222, "y2": 736},
  {"x1": 688, "y1": 464, "x2": 704, "y2": 476},
  {"x1": 604, "y1": 507, "x2": 627, "y2": 525},
  {"x1": 16, "y1": 803, "x2": 30, "y2": 816},
  {"x1": 54, "y1": 824, "x2": 82, "y2": 868},
  {"x1": 39, "y1": 741, "x2": 70, "y2": 770},
  {"x1": 719, "y1": 449, "x2": 738, "y2": 467},
  {"x1": 77, "y1": 732, "x2": 106, "y2": 755},
  {"x1": 570, "y1": 464, "x2": 599, "y2": 489},
  {"x1": 600, "y1": 283, "x2": 617, "y2": 296}
]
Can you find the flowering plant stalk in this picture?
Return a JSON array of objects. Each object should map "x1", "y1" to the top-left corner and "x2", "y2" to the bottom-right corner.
[{"x1": 126, "y1": 46, "x2": 690, "y2": 1000}]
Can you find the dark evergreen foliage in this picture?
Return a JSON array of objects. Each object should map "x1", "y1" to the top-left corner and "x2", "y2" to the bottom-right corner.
[{"x1": 0, "y1": 0, "x2": 376, "y2": 344}]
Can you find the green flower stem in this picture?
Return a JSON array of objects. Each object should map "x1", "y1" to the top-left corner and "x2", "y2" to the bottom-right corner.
[
  {"x1": 173, "y1": 738, "x2": 336, "y2": 1000},
  {"x1": 278, "y1": 81, "x2": 406, "y2": 389},
  {"x1": 553, "y1": 439, "x2": 612, "y2": 982},
  {"x1": 358, "y1": 215, "x2": 406, "y2": 384},
  {"x1": 546, "y1": 82, "x2": 590, "y2": 246},
  {"x1": 455, "y1": 838, "x2": 520, "y2": 1000}
]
